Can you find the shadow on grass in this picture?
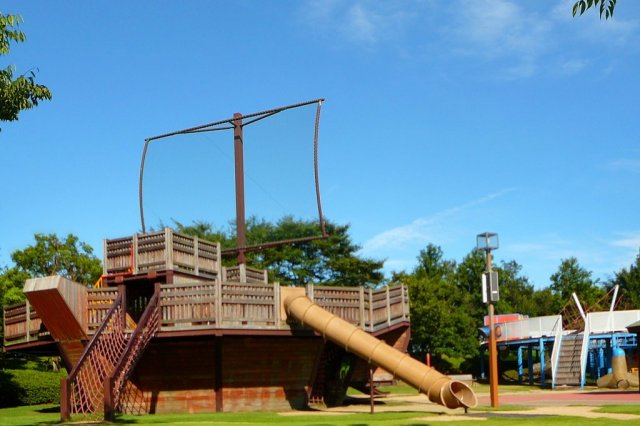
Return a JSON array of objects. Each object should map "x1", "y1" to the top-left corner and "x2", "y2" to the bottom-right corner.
[{"x1": 36, "y1": 405, "x2": 60, "y2": 413}]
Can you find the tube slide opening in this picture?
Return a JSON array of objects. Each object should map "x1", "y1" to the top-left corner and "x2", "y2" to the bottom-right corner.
[{"x1": 447, "y1": 381, "x2": 478, "y2": 408}]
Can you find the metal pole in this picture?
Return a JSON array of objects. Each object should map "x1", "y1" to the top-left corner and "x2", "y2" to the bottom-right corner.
[
  {"x1": 233, "y1": 113, "x2": 246, "y2": 265},
  {"x1": 486, "y1": 250, "x2": 499, "y2": 407}
]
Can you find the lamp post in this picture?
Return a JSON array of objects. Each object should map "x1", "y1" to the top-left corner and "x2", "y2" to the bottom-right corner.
[{"x1": 477, "y1": 232, "x2": 499, "y2": 408}]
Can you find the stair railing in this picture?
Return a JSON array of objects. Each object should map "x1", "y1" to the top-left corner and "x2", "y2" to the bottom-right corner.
[
  {"x1": 105, "y1": 290, "x2": 160, "y2": 418},
  {"x1": 550, "y1": 315, "x2": 563, "y2": 388},
  {"x1": 61, "y1": 293, "x2": 127, "y2": 421},
  {"x1": 579, "y1": 313, "x2": 592, "y2": 388}
]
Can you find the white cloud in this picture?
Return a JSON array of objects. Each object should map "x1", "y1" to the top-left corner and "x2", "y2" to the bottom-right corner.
[
  {"x1": 606, "y1": 158, "x2": 640, "y2": 173},
  {"x1": 298, "y1": 0, "x2": 410, "y2": 47},
  {"x1": 611, "y1": 233, "x2": 640, "y2": 250},
  {"x1": 362, "y1": 188, "x2": 515, "y2": 253},
  {"x1": 447, "y1": 0, "x2": 639, "y2": 79},
  {"x1": 344, "y1": 4, "x2": 377, "y2": 44},
  {"x1": 299, "y1": 1, "x2": 639, "y2": 78},
  {"x1": 559, "y1": 58, "x2": 588, "y2": 75},
  {"x1": 452, "y1": 0, "x2": 551, "y2": 61}
]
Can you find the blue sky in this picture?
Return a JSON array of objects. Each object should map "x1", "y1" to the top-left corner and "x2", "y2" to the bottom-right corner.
[{"x1": 1, "y1": 1, "x2": 639, "y2": 290}]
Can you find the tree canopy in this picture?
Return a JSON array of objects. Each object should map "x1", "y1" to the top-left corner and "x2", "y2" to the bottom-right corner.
[
  {"x1": 0, "y1": 12, "x2": 52, "y2": 127},
  {"x1": 606, "y1": 250, "x2": 640, "y2": 309},
  {"x1": 10, "y1": 233, "x2": 102, "y2": 285},
  {"x1": 0, "y1": 233, "x2": 101, "y2": 339},
  {"x1": 175, "y1": 216, "x2": 385, "y2": 287},
  {"x1": 395, "y1": 245, "x2": 479, "y2": 371},
  {"x1": 549, "y1": 257, "x2": 604, "y2": 308}
]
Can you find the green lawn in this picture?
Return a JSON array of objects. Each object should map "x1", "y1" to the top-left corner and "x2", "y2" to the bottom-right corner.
[
  {"x1": 597, "y1": 405, "x2": 640, "y2": 415},
  {"x1": 0, "y1": 404, "x2": 60, "y2": 426},
  {"x1": 1, "y1": 403, "x2": 640, "y2": 426}
]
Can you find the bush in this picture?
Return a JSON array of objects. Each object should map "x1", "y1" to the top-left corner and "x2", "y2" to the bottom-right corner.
[{"x1": 0, "y1": 367, "x2": 65, "y2": 408}]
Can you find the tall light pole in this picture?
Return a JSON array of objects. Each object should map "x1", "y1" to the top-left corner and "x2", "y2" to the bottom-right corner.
[{"x1": 477, "y1": 232, "x2": 499, "y2": 408}]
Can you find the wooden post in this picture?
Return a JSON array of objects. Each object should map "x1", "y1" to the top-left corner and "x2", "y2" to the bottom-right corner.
[
  {"x1": 104, "y1": 377, "x2": 115, "y2": 421},
  {"x1": 233, "y1": 113, "x2": 246, "y2": 265},
  {"x1": 165, "y1": 228, "x2": 174, "y2": 271},
  {"x1": 132, "y1": 233, "x2": 139, "y2": 274},
  {"x1": 239, "y1": 264, "x2": 247, "y2": 283},
  {"x1": 215, "y1": 279, "x2": 222, "y2": 326},
  {"x1": 368, "y1": 288, "x2": 373, "y2": 332},
  {"x1": 60, "y1": 377, "x2": 70, "y2": 421},
  {"x1": 118, "y1": 284, "x2": 126, "y2": 328},
  {"x1": 401, "y1": 284, "x2": 408, "y2": 320},
  {"x1": 194, "y1": 236, "x2": 200, "y2": 275},
  {"x1": 25, "y1": 300, "x2": 31, "y2": 342},
  {"x1": 102, "y1": 239, "x2": 108, "y2": 276},
  {"x1": 386, "y1": 286, "x2": 391, "y2": 327},
  {"x1": 306, "y1": 283, "x2": 314, "y2": 301},
  {"x1": 359, "y1": 287, "x2": 365, "y2": 328},
  {"x1": 369, "y1": 365, "x2": 375, "y2": 414}
]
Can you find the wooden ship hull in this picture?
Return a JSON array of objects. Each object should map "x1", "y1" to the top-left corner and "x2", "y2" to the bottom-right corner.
[{"x1": 3, "y1": 229, "x2": 412, "y2": 419}]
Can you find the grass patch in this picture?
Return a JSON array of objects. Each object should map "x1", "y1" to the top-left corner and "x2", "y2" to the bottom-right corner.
[
  {"x1": 1, "y1": 404, "x2": 636, "y2": 426},
  {"x1": 0, "y1": 404, "x2": 60, "y2": 425},
  {"x1": 596, "y1": 405, "x2": 640, "y2": 415}
]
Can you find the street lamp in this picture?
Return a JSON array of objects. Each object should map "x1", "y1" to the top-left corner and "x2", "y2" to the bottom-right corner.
[{"x1": 477, "y1": 232, "x2": 499, "y2": 408}]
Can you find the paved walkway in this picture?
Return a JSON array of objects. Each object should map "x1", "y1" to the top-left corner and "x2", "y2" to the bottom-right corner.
[{"x1": 296, "y1": 388, "x2": 640, "y2": 422}]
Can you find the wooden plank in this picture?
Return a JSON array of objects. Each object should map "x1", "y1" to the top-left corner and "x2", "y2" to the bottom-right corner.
[{"x1": 161, "y1": 317, "x2": 217, "y2": 324}]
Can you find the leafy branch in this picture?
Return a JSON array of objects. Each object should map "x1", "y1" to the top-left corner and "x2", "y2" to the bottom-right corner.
[{"x1": 572, "y1": 0, "x2": 617, "y2": 19}]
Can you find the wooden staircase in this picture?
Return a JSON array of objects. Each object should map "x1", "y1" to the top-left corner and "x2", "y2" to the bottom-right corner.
[
  {"x1": 309, "y1": 342, "x2": 344, "y2": 405},
  {"x1": 105, "y1": 291, "x2": 160, "y2": 419},
  {"x1": 61, "y1": 292, "x2": 159, "y2": 421},
  {"x1": 554, "y1": 334, "x2": 583, "y2": 386}
]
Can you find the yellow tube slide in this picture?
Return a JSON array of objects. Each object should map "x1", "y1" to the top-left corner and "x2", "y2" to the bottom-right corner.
[{"x1": 285, "y1": 294, "x2": 477, "y2": 409}]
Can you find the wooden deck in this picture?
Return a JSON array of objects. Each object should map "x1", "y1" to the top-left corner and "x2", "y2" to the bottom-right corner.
[{"x1": 3, "y1": 282, "x2": 409, "y2": 349}]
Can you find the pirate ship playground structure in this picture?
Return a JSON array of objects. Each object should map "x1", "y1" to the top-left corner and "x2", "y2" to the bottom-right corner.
[{"x1": 2, "y1": 100, "x2": 476, "y2": 420}]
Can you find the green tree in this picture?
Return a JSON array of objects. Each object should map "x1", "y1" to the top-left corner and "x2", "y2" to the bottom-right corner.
[
  {"x1": 494, "y1": 260, "x2": 543, "y2": 316},
  {"x1": 397, "y1": 245, "x2": 479, "y2": 372},
  {"x1": 454, "y1": 248, "x2": 487, "y2": 321},
  {"x1": 606, "y1": 250, "x2": 640, "y2": 309},
  {"x1": 176, "y1": 216, "x2": 384, "y2": 287},
  {"x1": 573, "y1": 0, "x2": 617, "y2": 19},
  {"x1": 0, "y1": 12, "x2": 52, "y2": 127},
  {"x1": 10, "y1": 233, "x2": 102, "y2": 285},
  {"x1": 0, "y1": 266, "x2": 29, "y2": 306},
  {"x1": 531, "y1": 286, "x2": 564, "y2": 316},
  {"x1": 0, "y1": 233, "x2": 100, "y2": 339},
  {"x1": 550, "y1": 257, "x2": 604, "y2": 308}
]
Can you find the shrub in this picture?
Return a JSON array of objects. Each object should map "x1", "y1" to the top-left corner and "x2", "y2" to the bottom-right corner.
[{"x1": 0, "y1": 368, "x2": 65, "y2": 408}]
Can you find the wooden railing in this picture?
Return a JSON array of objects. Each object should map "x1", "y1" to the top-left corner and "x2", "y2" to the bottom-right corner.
[
  {"x1": 311, "y1": 284, "x2": 409, "y2": 332},
  {"x1": 88, "y1": 288, "x2": 119, "y2": 333},
  {"x1": 4, "y1": 282, "x2": 410, "y2": 346},
  {"x1": 106, "y1": 291, "x2": 160, "y2": 418},
  {"x1": 61, "y1": 294, "x2": 127, "y2": 421},
  {"x1": 160, "y1": 282, "x2": 218, "y2": 331},
  {"x1": 103, "y1": 228, "x2": 221, "y2": 280},
  {"x1": 2, "y1": 300, "x2": 49, "y2": 346},
  {"x1": 158, "y1": 282, "x2": 409, "y2": 332},
  {"x1": 310, "y1": 286, "x2": 364, "y2": 326},
  {"x1": 222, "y1": 264, "x2": 268, "y2": 284}
]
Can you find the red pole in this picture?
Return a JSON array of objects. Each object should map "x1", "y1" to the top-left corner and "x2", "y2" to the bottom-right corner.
[{"x1": 426, "y1": 353, "x2": 431, "y2": 367}]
